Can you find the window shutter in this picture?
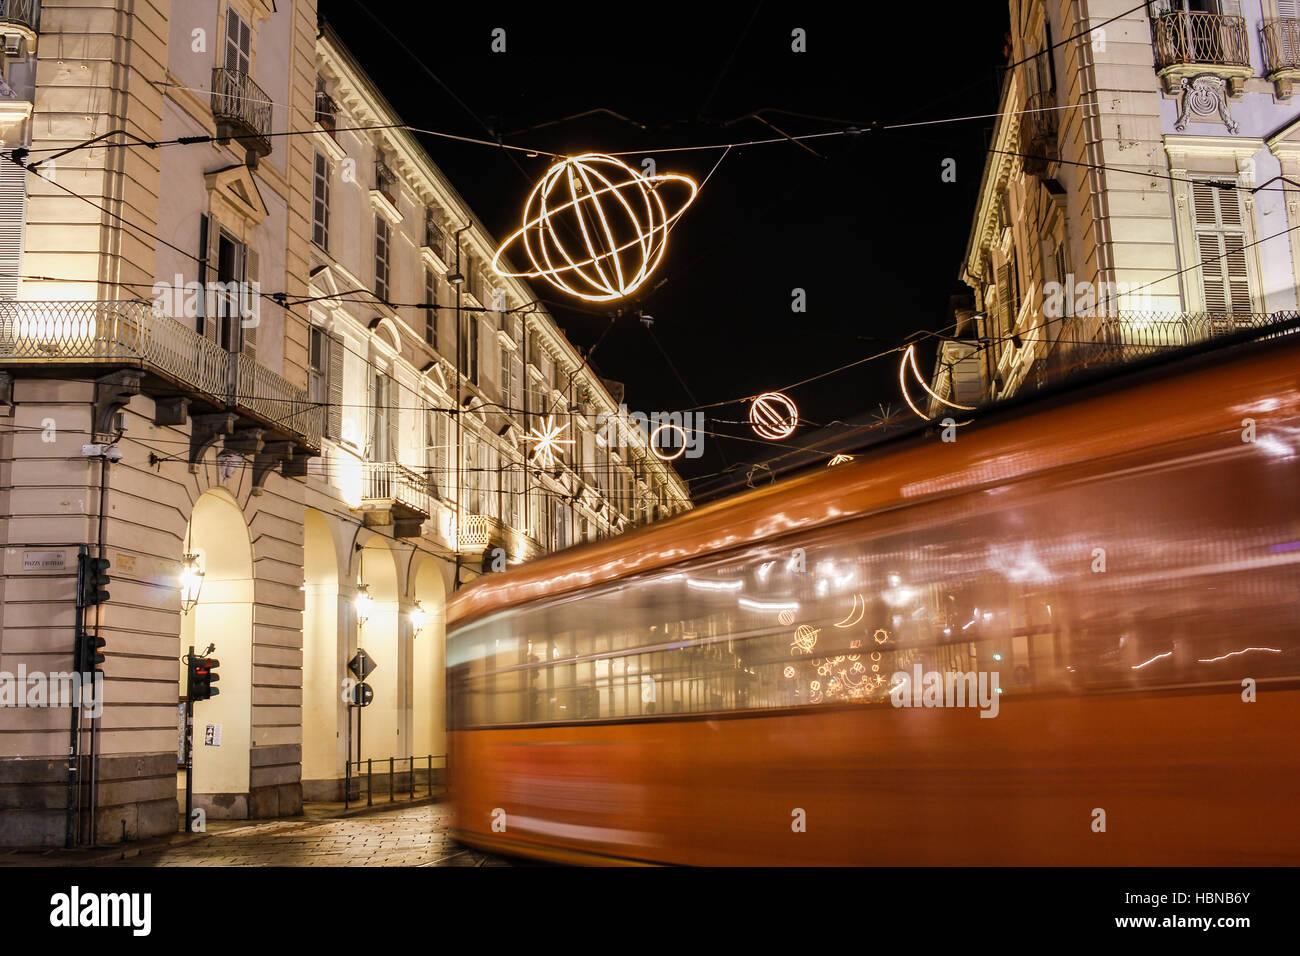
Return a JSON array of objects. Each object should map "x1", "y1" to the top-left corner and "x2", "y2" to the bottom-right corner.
[
  {"x1": 0, "y1": 158, "x2": 27, "y2": 300},
  {"x1": 387, "y1": 379, "x2": 399, "y2": 464},
  {"x1": 241, "y1": 248, "x2": 258, "y2": 361},
  {"x1": 1192, "y1": 180, "x2": 1251, "y2": 316},
  {"x1": 995, "y1": 262, "x2": 1012, "y2": 335},
  {"x1": 326, "y1": 333, "x2": 344, "y2": 440}
]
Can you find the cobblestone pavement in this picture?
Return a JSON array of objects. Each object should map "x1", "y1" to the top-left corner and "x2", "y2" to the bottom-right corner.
[{"x1": 2, "y1": 802, "x2": 514, "y2": 867}]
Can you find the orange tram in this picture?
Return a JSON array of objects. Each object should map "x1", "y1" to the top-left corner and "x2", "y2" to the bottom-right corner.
[{"x1": 446, "y1": 331, "x2": 1300, "y2": 865}]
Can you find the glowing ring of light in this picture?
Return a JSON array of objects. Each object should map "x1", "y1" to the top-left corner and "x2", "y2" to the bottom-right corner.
[
  {"x1": 874, "y1": 628, "x2": 890, "y2": 645},
  {"x1": 491, "y1": 153, "x2": 698, "y2": 302},
  {"x1": 649, "y1": 422, "x2": 688, "y2": 461},
  {"x1": 898, "y1": 343, "x2": 975, "y2": 424},
  {"x1": 749, "y1": 391, "x2": 799, "y2": 440},
  {"x1": 834, "y1": 593, "x2": 866, "y2": 628}
]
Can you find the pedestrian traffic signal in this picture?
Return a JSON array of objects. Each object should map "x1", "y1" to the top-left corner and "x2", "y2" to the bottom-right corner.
[
  {"x1": 189, "y1": 656, "x2": 220, "y2": 702},
  {"x1": 78, "y1": 630, "x2": 106, "y2": 673},
  {"x1": 78, "y1": 553, "x2": 111, "y2": 607}
]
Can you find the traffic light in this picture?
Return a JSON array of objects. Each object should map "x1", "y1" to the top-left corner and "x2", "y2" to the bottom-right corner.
[
  {"x1": 78, "y1": 552, "x2": 111, "y2": 607},
  {"x1": 188, "y1": 656, "x2": 220, "y2": 702},
  {"x1": 78, "y1": 630, "x2": 106, "y2": 673}
]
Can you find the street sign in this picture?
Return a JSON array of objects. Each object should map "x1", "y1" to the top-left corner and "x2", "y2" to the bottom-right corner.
[
  {"x1": 351, "y1": 682, "x2": 374, "y2": 707},
  {"x1": 348, "y1": 649, "x2": 377, "y2": 681}
]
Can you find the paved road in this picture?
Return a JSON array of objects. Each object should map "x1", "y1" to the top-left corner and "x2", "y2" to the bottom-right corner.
[{"x1": 3, "y1": 802, "x2": 514, "y2": 867}]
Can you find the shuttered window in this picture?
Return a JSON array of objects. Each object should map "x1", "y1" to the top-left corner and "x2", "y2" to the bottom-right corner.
[
  {"x1": 1191, "y1": 179, "x2": 1251, "y2": 315},
  {"x1": 995, "y1": 262, "x2": 1012, "y2": 336},
  {"x1": 425, "y1": 405, "x2": 448, "y2": 498},
  {"x1": 224, "y1": 8, "x2": 251, "y2": 74},
  {"x1": 312, "y1": 153, "x2": 330, "y2": 250},
  {"x1": 374, "y1": 215, "x2": 390, "y2": 301},
  {"x1": 0, "y1": 158, "x2": 27, "y2": 300}
]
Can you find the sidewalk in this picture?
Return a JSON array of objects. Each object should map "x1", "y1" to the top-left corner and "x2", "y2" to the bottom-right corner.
[{"x1": 0, "y1": 791, "x2": 482, "y2": 867}]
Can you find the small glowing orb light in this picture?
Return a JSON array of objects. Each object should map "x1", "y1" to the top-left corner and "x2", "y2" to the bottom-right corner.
[
  {"x1": 749, "y1": 391, "x2": 799, "y2": 440},
  {"x1": 491, "y1": 153, "x2": 698, "y2": 302},
  {"x1": 524, "y1": 415, "x2": 575, "y2": 469},
  {"x1": 650, "y1": 422, "x2": 688, "y2": 461},
  {"x1": 777, "y1": 609, "x2": 795, "y2": 626}
]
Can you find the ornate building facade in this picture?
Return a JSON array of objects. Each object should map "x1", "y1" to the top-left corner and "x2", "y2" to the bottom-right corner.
[
  {"x1": 949, "y1": 0, "x2": 1300, "y2": 403},
  {"x1": 0, "y1": 1, "x2": 689, "y2": 846}
]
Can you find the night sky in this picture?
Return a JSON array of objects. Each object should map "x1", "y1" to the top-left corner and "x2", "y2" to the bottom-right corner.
[{"x1": 319, "y1": 0, "x2": 1010, "y2": 498}]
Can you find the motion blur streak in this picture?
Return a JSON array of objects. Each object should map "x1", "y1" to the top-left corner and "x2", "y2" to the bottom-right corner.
[{"x1": 447, "y1": 335, "x2": 1300, "y2": 865}]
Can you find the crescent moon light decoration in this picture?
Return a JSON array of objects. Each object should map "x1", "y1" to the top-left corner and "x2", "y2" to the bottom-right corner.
[
  {"x1": 834, "y1": 593, "x2": 866, "y2": 628},
  {"x1": 898, "y1": 343, "x2": 975, "y2": 423}
]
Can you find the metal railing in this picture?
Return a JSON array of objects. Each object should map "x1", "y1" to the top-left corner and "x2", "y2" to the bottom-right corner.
[
  {"x1": 1020, "y1": 91, "x2": 1059, "y2": 174},
  {"x1": 1152, "y1": 10, "x2": 1250, "y2": 70},
  {"x1": 211, "y1": 67, "x2": 273, "y2": 154},
  {"x1": 1261, "y1": 18, "x2": 1300, "y2": 75},
  {"x1": 375, "y1": 160, "x2": 398, "y2": 206},
  {"x1": 362, "y1": 460, "x2": 433, "y2": 516},
  {"x1": 314, "y1": 89, "x2": 338, "y2": 136},
  {"x1": 458, "y1": 512, "x2": 496, "y2": 550},
  {"x1": 0, "y1": 0, "x2": 39, "y2": 32},
  {"x1": 344, "y1": 755, "x2": 443, "y2": 810},
  {"x1": 424, "y1": 220, "x2": 447, "y2": 261},
  {"x1": 0, "y1": 300, "x2": 319, "y2": 449},
  {"x1": 1056, "y1": 310, "x2": 1298, "y2": 369}
]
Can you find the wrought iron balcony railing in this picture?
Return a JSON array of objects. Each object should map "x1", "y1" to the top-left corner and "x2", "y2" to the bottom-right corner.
[
  {"x1": 1020, "y1": 91, "x2": 1059, "y2": 175},
  {"x1": 1056, "y1": 311, "x2": 1298, "y2": 370},
  {"x1": 362, "y1": 461, "x2": 433, "y2": 517},
  {"x1": 424, "y1": 220, "x2": 447, "y2": 262},
  {"x1": 211, "y1": 67, "x2": 273, "y2": 166},
  {"x1": 314, "y1": 89, "x2": 338, "y2": 137},
  {"x1": 0, "y1": 0, "x2": 40, "y2": 33},
  {"x1": 1261, "y1": 18, "x2": 1300, "y2": 75},
  {"x1": 458, "y1": 512, "x2": 543, "y2": 561},
  {"x1": 1152, "y1": 10, "x2": 1250, "y2": 72},
  {"x1": 375, "y1": 160, "x2": 398, "y2": 207},
  {"x1": 0, "y1": 300, "x2": 320, "y2": 451}
]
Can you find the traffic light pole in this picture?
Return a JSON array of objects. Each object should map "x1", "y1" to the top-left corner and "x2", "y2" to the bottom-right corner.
[
  {"x1": 65, "y1": 550, "x2": 86, "y2": 849},
  {"x1": 184, "y1": 646, "x2": 195, "y2": 834}
]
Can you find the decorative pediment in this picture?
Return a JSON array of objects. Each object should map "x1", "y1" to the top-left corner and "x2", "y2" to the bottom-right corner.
[{"x1": 204, "y1": 164, "x2": 268, "y2": 229}]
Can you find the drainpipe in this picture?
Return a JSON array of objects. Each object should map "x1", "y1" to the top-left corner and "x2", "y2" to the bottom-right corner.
[{"x1": 451, "y1": 224, "x2": 471, "y2": 591}]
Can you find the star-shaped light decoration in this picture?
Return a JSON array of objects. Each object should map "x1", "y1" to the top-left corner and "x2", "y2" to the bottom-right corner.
[{"x1": 523, "y1": 415, "x2": 575, "y2": 470}]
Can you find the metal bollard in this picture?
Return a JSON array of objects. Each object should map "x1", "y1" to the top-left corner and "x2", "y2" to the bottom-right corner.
[
  {"x1": 367, "y1": 758, "x2": 373, "y2": 807},
  {"x1": 409, "y1": 756, "x2": 414, "y2": 799},
  {"x1": 389, "y1": 756, "x2": 394, "y2": 802}
]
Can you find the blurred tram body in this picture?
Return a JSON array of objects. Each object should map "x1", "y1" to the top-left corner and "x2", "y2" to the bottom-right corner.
[{"x1": 446, "y1": 334, "x2": 1300, "y2": 865}]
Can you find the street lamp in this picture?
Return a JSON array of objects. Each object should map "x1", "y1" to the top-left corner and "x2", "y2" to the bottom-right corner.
[
  {"x1": 410, "y1": 600, "x2": 428, "y2": 638},
  {"x1": 179, "y1": 552, "x2": 205, "y2": 615},
  {"x1": 355, "y1": 583, "x2": 372, "y2": 628}
]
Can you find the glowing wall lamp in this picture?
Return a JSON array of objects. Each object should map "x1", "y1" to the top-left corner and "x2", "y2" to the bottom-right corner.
[
  {"x1": 410, "y1": 600, "x2": 428, "y2": 638},
  {"x1": 354, "y1": 583, "x2": 373, "y2": 629},
  {"x1": 179, "y1": 552, "x2": 205, "y2": 615}
]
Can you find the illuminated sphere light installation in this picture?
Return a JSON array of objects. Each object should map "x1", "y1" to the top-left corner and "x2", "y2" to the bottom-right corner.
[
  {"x1": 491, "y1": 153, "x2": 698, "y2": 302},
  {"x1": 749, "y1": 391, "x2": 799, "y2": 440}
]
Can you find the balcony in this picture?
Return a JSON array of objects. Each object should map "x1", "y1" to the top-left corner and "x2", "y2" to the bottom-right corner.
[
  {"x1": 370, "y1": 161, "x2": 402, "y2": 224},
  {"x1": 458, "y1": 512, "x2": 542, "y2": 563},
  {"x1": 0, "y1": 301, "x2": 320, "y2": 478},
  {"x1": 1151, "y1": 10, "x2": 1251, "y2": 95},
  {"x1": 1262, "y1": 19, "x2": 1300, "y2": 98},
  {"x1": 314, "y1": 89, "x2": 338, "y2": 137},
  {"x1": 358, "y1": 461, "x2": 432, "y2": 537},
  {"x1": 211, "y1": 67, "x2": 273, "y2": 168},
  {"x1": 1056, "y1": 311, "x2": 1297, "y2": 373},
  {"x1": 420, "y1": 219, "x2": 450, "y2": 273},
  {"x1": 1020, "y1": 91, "x2": 1059, "y2": 177},
  {"x1": 0, "y1": 0, "x2": 40, "y2": 38}
]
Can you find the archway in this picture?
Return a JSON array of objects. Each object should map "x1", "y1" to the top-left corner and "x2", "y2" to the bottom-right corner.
[
  {"x1": 178, "y1": 489, "x2": 253, "y2": 818},
  {"x1": 302, "y1": 509, "x2": 342, "y2": 797},
  {"x1": 411, "y1": 556, "x2": 447, "y2": 773}
]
